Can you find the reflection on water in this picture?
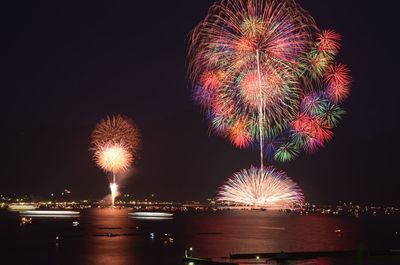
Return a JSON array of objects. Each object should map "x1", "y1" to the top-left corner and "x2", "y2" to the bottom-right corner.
[
  {"x1": 184, "y1": 211, "x2": 358, "y2": 257},
  {"x1": 232, "y1": 257, "x2": 331, "y2": 265},
  {"x1": 82, "y1": 208, "x2": 134, "y2": 265},
  {"x1": 0, "y1": 209, "x2": 399, "y2": 265}
]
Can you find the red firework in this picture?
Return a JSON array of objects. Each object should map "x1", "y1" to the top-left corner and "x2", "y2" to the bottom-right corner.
[
  {"x1": 324, "y1": 63, "x2": 351, "y2": 103},
  {"x1": 200, "y1": 70, "x2": 225, "y2": 91},
  {"x1": 317, "y1": 30, "x2": 341, "y2": 55},
  {"x1": 229, "y1": 117, "x2": 251, "y2": 148},
  {"x1": 291, "y1": 113, "x2": 333, "y2": 147}
]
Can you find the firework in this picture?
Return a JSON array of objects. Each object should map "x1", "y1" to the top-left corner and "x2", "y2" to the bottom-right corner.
[
  {"x1": 300, "y1": 92, "x2": 328, "y2": 116},
  {"x1": 317, "y1": 102, "x2": 346, "y2": 128},
  {"x1": 93, "y1": 142, "x2": 133, "y2": 174},
  {"x1": 290, "y1": 113, "x2": 332, "y2": 153},
  {"x1": 324, "y1": 63, "x2": 351, "y2": 103},
  {"x1": 274, "y1": 142, "x2": 300, "y2": 163},
  {"x1": 91, "y1": 115, "x2": 140, "y2": 154},
  {"x1": 90, "y1": 115, "x2": 140, "y2": 206},
  {"x1": 189, "y1": 0, "x2": 316, "y2": 167},
  {"x1": 317, "y1": 30, "x2": 341, "y2": 56},
  {"x1": 188, "y1": 0, "x2": 351, "y2": 163},
  {"x1": 217, "y1": 166, "x2": 303, "y2": 208},
  {"x1": 109, "y1": 182, "x2": 118, "y2": 207},
  {"x1": 308, "y1": 30, "x2": 341, "y2": 78}
]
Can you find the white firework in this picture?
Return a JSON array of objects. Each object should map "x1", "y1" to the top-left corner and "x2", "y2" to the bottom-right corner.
[{"x1": 217, "y1": 166, "x2": 303, "y2": 208}]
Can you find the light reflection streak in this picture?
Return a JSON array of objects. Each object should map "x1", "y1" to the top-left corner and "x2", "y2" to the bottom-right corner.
[
  {"x1": 20, "y1": 210, "x2": 80, "y2": 218},
  {"x1": 128, "y1": 216, "x2": 174, "y2": 220}
]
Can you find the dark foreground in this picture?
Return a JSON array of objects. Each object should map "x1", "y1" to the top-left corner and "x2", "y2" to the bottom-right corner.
[{"x1": 1, "y1": 208, "x2": 400, "y2": 265}]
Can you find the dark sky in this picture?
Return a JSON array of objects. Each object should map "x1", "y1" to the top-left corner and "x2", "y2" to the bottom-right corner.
[{"x1": 1, "y1": 1, "x2": 399, "y2": 204}]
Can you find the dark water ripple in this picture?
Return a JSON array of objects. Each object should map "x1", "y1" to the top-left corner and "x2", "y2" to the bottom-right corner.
[{"x1": 1, "y1": 209, "x2": 399, "y2": 265}]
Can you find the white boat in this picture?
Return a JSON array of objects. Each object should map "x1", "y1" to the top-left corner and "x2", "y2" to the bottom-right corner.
[
  {"x1": 128, "y1": 212, "x2": 174, "y2": 220},
  {"x1": 128, "y1": 212, "x2": 173, "y2": 217},
  {"x1": 20, "y1": 210, "x2": 80, "y2": 218}
]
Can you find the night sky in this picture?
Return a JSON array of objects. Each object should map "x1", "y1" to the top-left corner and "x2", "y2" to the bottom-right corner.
[{"x1": 1, "y1": 1, "x2": 399, "y2": 204}]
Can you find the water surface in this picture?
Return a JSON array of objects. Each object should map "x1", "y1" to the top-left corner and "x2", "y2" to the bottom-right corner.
[{"x1": 1, "y1": 209, "x2": 399, "y2": 265}]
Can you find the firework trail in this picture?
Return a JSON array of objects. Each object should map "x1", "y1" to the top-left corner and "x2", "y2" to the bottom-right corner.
[
  {"x1": 217, "y1": 166, "x2": 303, "y2": 209},
  {"x1": 188, "y1": 0, "x2": 351, "y2": 163},
  {"x1": 90, "y1": 115, "x2": 140, "y2": 206},
  {"x1": 109, "y1": 182, "x2": 118, "y2": 207}
]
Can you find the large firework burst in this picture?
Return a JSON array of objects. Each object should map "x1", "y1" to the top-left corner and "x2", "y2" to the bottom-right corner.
[
  {"x1": 217, "y1": 166, "x2": 303, "y2": 208},
  {"x1": 188, "y1": 0, "x2": 351, "y2": 163}
]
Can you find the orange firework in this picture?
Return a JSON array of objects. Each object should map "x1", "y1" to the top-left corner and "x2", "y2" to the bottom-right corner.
[
  {"x1": 90, "y1": 115, "x2": 140, "y2": 206},
  {"x1": 91, "y1": 114, "x2": 140, "y2": 155},
  {"x1": 94, "y1": 142, "x2": 133, "y2": 173}
]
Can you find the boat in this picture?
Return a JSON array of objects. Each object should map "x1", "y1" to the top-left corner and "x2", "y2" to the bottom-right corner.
[
  {"x1": 128, "y1": 212, "x2": 173, "y2": 217},
  {"x1": 20, "y1": 210, "x2": 80, "y2": 217},
  {"x1": 20, "y1": 217, "x2": 32, "y2": 225},
  {"x1": 8, "y1": 203, "x2": 38, "y2": 211},
  {"x1": 128, "y1": 212, "x2": 174, "y2": 220}
]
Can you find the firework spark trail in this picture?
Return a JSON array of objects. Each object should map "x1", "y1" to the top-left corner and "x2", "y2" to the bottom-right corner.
[
  {"x1": 109, "y1": 182, "x2": 118, "y2": 207},
  {"x1": 90, "y1": 115, "x2": 140, "y2": 206},
  {"x1": 256, "y1": 48, "x2": 264, "y2": 168},
  {"x1": 217, "y1": 166, "x2": 303, "y2": 208}
]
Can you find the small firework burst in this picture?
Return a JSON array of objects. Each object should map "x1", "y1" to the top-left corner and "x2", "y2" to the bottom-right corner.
[
  {"x1": 94, "y1": 142, "x2": 133, "y2": 174},
  {"x1": 324, "y1": 63, "x2": 351, "y2": 103},
  {"x1": 90, "y1": 114, "x2": 140, "y2": 206},
  {"x1": 274, "y1": 142, "x2": 300, "y2": 163},
  {"x1": 91, "y1": 114, "x2": 140, "y2": 155},
  {"x1": 90, "y1": 114, "x2": 140, "y2": 171},
  {"x1": 317, "y1": 30, "x2": 341, "y2": 56}
]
